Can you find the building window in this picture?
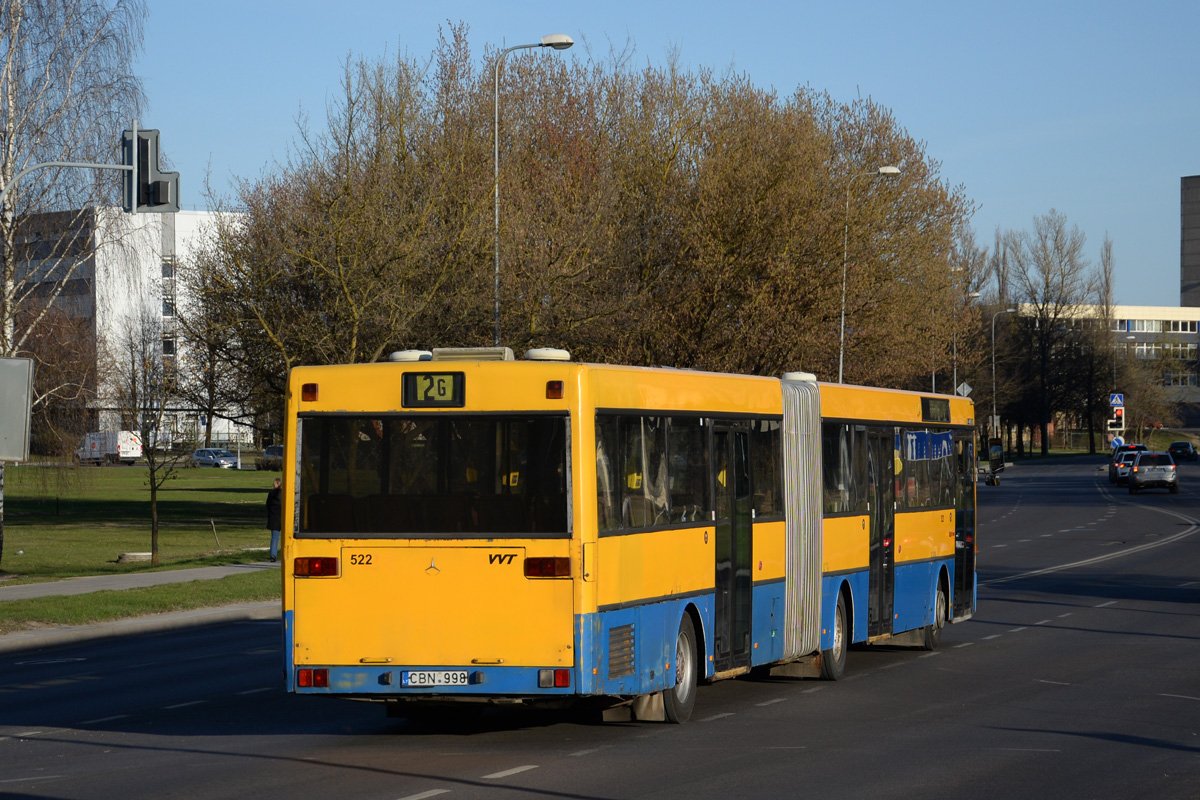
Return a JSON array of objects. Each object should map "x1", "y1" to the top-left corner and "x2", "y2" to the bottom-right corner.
[
  {"x1": 162, "y1": 338, "x2": 176, "y2": 355},
  {"x1": 162, "y1": 258, "x2": 175, "y2": 278},
  {"x1": 162, "y1": 299, "x2": 175, "y2": 317}
]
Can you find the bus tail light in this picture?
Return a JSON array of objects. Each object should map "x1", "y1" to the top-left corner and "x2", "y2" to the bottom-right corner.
[
  {"x1": 546, "y1": 380, "x2": 564, "y2": 399},
  {"x1": 525, "y1": 557, "x2": 570, "y2": 578},
  {"x1": 538, "y1": 668, "x2": 571, "y2": 688},
  {"x1": 294, "y1": 557, "x2": 339, "y2": 577},
  {"x1": 297, "y1": 668, "x2": 328, "y2": 687},
  {"x1": 301, "y1": 383, "x2": 318, "y2": 401}
]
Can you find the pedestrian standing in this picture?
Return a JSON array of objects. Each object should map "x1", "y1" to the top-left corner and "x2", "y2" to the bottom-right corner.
[{"x1": 266, "y1": 477, "x2": 282, "y2": 562}]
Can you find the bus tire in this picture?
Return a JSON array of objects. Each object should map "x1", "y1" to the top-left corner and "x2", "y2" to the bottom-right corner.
[
  {"x1": 922, "y1": 579, "x2": 947, "y2": 651},
  {"x1": 820, "y1": 592, "x2": 848, "y2": 680},
  {"x1": 664, "y1": 614, "x2": 697, "y2": 724}
]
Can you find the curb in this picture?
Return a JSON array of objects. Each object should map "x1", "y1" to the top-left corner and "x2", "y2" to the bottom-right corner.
[{"x1": 0, "y1": 601, "x2": 280, "y2": 655}]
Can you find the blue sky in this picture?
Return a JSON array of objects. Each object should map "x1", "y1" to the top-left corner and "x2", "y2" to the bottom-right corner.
[{"x1": 140, "y1": 1, "x2": 1199, "y2": 307}]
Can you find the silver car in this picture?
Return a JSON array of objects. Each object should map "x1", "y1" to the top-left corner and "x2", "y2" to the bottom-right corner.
[
  {"x1": 1114, "y1": 451, "x2": 1139, "y2": 486},
  {"x1": 192, "y1": 448, "x2": 238, "y2": 469},
  {"x1": 1129, "y1": 452, "x2": 1178, "y2": 494}
]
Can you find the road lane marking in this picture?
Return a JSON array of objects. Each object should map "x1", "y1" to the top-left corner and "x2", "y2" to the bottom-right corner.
[
  {"x1": 0, "y1": 776, "x2": 66, "y2": 785},
  {"x1": 802, "y1": 686, "x2": 826, "y2": 693},
  {"x1": 1094, "y1": 601, "x2": 1118, "y2": 607},
  {"x1": 397, "y1": 791, "x2": 451, "y2": 800},
  {"x1": 482, "y1": 766, "x2": 537, "y2": 779},
  {"x1": 1058, "y1": 613, "x2": 1073, "y2": 618},
  {"x1": 1038, "y1": 680, "x2": 1070, "y2": 685},
  {"x1": 236, "y1": 687, "x2": 272, "y2": 695},
  {"x1": 1159, "y1": 693, "x2": 1200, "y2": 702},
  {"x1": 756, "y1": 698, "x2": 787, "y2": 706},
  {"x1": 1035, "y1": 620, "x2": 1052, "y2": 625},
  {"x1": 954, "y1": 642, "x2": 974, "y2": 649},
  {"x1": 569, "y1": 748, "x2": 604, "y2": 757},
  {"x1": 164, "y1": 701, "x2": 205, "y2": 710},
  {"x1": 1009, "y1": 627, "x2": 1027, "y2": 632},
  {"x1": 80, "y1": 715, "x2": 128, "y2": 725},
  {"x1": 1180, "y1": 581, "x2": 1197, "y2": 588},
  {"x1": 702, "y1": 712, "x2": 736, "y2": 721},
  {"x1": 982, "y1": 635, "x2": 1001, "y2": 640},
  {"x1": 918, "y1": 652, "x2": 941, "y2": 659}
]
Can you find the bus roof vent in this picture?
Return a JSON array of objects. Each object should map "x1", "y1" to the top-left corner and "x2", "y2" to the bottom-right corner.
[
  {"x1": 782, "y1": 371, "x2": 818, "y2": 382},
  {"x1": 431, "y1": 347, "x2": 515, "y2": 362},
  {"x1": 524, "y1": 348, "x2": 571, "y2": 362},
  {"x1": 388, "y1": 350, "x2": 433, "y2": 362}
]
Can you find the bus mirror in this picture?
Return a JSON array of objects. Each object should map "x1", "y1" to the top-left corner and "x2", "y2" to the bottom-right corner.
[{"x1": 988, "y1": 438, "x2": 1004, "y2": 475}]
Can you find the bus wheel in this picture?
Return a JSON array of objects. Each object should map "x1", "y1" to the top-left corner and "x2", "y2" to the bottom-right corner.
[
  {"x1": 922, "y1": 580, "x2": 947, "y2": 651},
  {"x1": 664, "y1": 614, "x2": 697, "y2": 723},
  {"x1": 820, "y1": 593, "x2": 847, "y2": 680}
]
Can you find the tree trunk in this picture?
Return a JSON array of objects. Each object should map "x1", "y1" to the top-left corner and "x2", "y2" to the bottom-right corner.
[{"x1": 150, "y1": 472, "x2": 159, "y2": 566}]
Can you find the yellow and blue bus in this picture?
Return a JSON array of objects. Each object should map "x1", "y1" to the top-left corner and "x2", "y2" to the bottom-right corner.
[{"x1": 283, "y1": 347, "x2": 977, "y2": 722}]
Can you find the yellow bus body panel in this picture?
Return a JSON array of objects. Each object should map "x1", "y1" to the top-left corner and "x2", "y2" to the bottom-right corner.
[
  {"x1": 894, "y1": 509, "x2": 955, "y2": 564},
  {"x1": 596, "y1": 527, "x2": 714, "y2": 609},
  {"x1": 822, "y1": 515, "x2": 869, "y2": 574},
  {"x1": 751, "y1": 520, "x2": 786, "y2": 583},
  {"x1": 291, "y1": 539, "x2": 574, "y2": 667},
  {"x1": 818, "y1": 383, "x2": 974, "y2": 426}
]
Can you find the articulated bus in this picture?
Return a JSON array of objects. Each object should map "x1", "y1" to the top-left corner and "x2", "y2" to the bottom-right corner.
[{"x1": 283, "y1": 347, "x2": 977, "y2": 722}]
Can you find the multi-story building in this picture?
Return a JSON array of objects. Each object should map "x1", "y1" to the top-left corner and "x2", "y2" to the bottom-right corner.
[{"x1": 18, "y1": 206, "x2": 251, "y2": 449}]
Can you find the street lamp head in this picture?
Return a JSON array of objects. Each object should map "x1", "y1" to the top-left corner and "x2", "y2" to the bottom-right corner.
[
  {"x1": 1006, "y1": 307, "x2": 1017, "y2": 313},
  {"x1": 877, "y1": 165, "x2": 901, "y2": 176},
  {"x1": 541, "y1": 33, "x2": 574, "y2": 50}
]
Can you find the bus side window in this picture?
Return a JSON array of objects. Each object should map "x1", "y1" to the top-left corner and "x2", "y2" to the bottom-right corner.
[
  {"x1": 596, "y1": 416, "x2": 619, "y2": 532},
  {"x1": 668, "y1": 417, "x2": 708, "y2": 523},
  {"x1": 750, "y1": 419, "x2": 781, "y2": 517}
]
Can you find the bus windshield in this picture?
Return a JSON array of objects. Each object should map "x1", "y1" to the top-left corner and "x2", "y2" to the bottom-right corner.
[{"x1": 296, "y1": 414, "x2": 569, "y2": 538}]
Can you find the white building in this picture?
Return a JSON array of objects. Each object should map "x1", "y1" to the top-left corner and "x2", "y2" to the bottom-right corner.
[{"x1": 21, "y1": 206, "x2": 251, "y2": 448}]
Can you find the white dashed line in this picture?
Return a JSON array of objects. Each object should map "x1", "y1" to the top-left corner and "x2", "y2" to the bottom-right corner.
[
  {"x1": 482, "y1": 766, "x2": 537, "y2": 780},
  {"x1": 1058, "y1": 613, "x2": 1073, "y2": 618},
  {"x1": 1009, "y1": 627, "x2": 1027, "y2": 633},
  {"x1": 982, "y1": 635, "x2": 1001, "y2": 640},
  {"x1": 1160, "y1": 693, "x2": 1200, "y2": 702},
  {"x1": 918, "y1": 652, "x2": 941, "y2": 659},
  {"x1": 236, "y1": 687, "x2": 272, "y2": 695},
  {"x1": 1094, "y1": 601, "x2": 1118, "y2": 608},
  {"x1": 756, "y1": 698, "x2": 787, "y2": 706},
  {"x1": 1034, "y1": 620, "x2": 1052, "y2": 625},
  {"x1": 1180, "y1": 581, "x2": 1197, "y2": 588},
  {"x1": 802, "y1": 686, "x2": 825, "y2": 694},
  {"x1": 569, "y1": 748, "x2": 604, "y2": 757},
  {"x1": 1038, "y1": 680, "x2": 1070, "y2": 685},
  {"x1": 164, "y1": 701, "x2": 205, "y2": 710},
  {"x1": 0, "y1": 776, "x2": 66, "y2": 785},
  {"x1": 397, "y1": 791, "x2": 451, "y2": 800},
  {"x1": 80, "y1": 715, "x2": 128, "y2": 725},
  {"x1": 702, "y1": 712, "x2": 736, "y2": 721},
  {"x1": 954, "y1": 642, "x2": 974, "y2": 649}
]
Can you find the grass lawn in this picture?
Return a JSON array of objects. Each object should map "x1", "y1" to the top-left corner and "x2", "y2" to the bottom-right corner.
[
  {"x1": 1, "y1": 464, "x2": 279, "y2": 584},
  {"x1": 0, "y1": 568, "x2": 280, "y2": 636}
]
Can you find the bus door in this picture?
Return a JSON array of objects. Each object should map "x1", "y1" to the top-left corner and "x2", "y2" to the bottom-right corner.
[
  {"x1": 866, "y1": 428, "x2": 896, "y2": 638},
  {"x1": 712, "y1": 424, "x2": 753, "y2": 672},
  {"x1": 953, "y1": 435, "x2": 977, "y2": 618}
]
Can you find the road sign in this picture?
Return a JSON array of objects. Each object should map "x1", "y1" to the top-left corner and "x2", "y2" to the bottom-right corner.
[
  {"x1": 1109, "y1": 393, "x2": 1124, "y2": 406},
  {"x1": 956, "y1": 381, "x2": 972, "y2": 397},
  {"x1": 1111, "y1": 436, "x2": 1125, "y2": 448}
]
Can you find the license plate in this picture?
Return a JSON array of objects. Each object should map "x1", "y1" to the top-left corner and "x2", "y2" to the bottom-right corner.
[{"x1": 401, "y1": 670, "x2": 469, "y2": 687}]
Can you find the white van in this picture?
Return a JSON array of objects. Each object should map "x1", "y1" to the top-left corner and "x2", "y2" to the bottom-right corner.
[{"x1": 75, "y1": 431, "x2": 143, "y2": 465}]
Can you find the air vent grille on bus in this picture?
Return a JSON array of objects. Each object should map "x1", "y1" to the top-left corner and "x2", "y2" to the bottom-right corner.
[{"x1": 608, "y1": 624, "x2": 635, "y2": 678}]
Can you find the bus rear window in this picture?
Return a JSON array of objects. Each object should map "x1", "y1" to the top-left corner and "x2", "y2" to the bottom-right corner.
[{"x1": 296, "y1": 415, "x2": 569, "y2": 538}]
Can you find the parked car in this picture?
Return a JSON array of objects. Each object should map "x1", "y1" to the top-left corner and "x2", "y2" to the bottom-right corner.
[
  {"x1": 257, "y1": 444, "x2": 284, "y2": 471},
  {"x1": 1129, "y1": 451, "x2": 1179, "y2": 494},
  {"x1": 192, "y1": 448, "x2": 239, "y2": 469},
  {"x1": 1167, "y1": 441, "x2": 1198, "y2": 462},
  {"x1": 1109, "y1": 444, "x2": 1147, "y2": 483},
  {"x1": 1113, "y1": 451, "x2": 1140, "y2": 486}
]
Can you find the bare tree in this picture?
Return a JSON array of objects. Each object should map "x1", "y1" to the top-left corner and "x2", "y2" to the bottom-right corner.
[
  {"x1": 109, "y1": 305, "x2": 191, "y2": 566},
  {"x1": 0, "y1": 0, "x2": 146, "y2": 569}
]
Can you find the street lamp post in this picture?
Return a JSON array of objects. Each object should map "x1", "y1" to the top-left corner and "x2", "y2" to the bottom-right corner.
[
  {"x1": 991, "y1": 307, "x2": 1017, "y2": 439},
  {"x1": 493, "y1": 33, "x2": 574, "y2": 347},
  {"x1": 839, "y1": 165, "x2": 901, "y2": 383}
]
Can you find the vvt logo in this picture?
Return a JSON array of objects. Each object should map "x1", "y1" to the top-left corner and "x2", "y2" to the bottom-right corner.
[{"x1": 489, "y1": 553, "x2": 517, "y2": 565}]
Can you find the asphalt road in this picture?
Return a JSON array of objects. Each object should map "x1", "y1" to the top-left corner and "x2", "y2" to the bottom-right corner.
[{"x1": 2, "y1": 458, "x2": 1198, "y2": 799}]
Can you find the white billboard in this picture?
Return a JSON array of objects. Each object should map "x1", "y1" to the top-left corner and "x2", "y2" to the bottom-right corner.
[{"x1": 0, "y1": 357, "x2": 34, "y2": 461}]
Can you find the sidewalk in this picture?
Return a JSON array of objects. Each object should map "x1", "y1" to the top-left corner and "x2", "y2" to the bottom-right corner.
[{"x1": 0, "y1": 562, "x2": 281, "y2": 654}]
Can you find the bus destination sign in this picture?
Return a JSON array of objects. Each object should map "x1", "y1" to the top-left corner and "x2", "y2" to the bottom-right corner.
[{"x1": 402, "y1": 372, "x2": 465, "y2": 408}]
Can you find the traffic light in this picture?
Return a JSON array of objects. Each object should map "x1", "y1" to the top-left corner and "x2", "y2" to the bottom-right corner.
[
  {"x1": 121, "y1": 129, "x2": 180, "y2": 213},
  {"x1": 1108, "y1": 406, "x2": 1125, "y2": 432}
]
